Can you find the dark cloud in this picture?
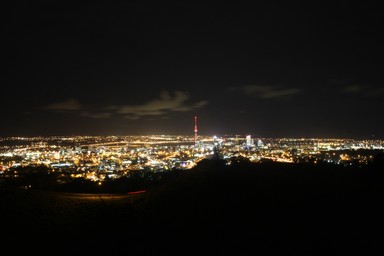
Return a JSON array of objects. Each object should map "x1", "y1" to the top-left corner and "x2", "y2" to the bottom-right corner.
[
  {"x1": 116, "y1": 91, "x2": 208, "y2": 120},
  {"x1": 43, "y1": 98, "x2": 82, "y2": 111},
  {"x1": 229, "y1": 85, "x2": 302, "y2": 100},
  {"x1": 364, "y1": 88, "x2": 384, "y2": 99},
  {"x1": 43, "y1": 91, "x2": 208, "y2": 120},
  {"x1": 341, "y1": 84, "x2": 363, "y2": 94},
  {"x1": 80, "y1": 112, "x2": 112, "y2": 119},
  {"x1": 341, "y1": 85, "x2": 384, "y2": 99}
]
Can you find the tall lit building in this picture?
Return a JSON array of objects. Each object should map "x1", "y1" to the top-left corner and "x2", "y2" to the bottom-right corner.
[{"x1": 246, "y1": 135, "x2": 254, "y2": 147}]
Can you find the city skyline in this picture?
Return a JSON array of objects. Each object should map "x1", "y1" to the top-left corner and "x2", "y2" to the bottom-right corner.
[{"x1": 3, "y1": 1, "x2": 383, "y2": 139}]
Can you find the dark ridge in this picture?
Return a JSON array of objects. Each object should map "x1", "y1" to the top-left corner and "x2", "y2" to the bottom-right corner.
[{"x1": 1, "y1": 159, "x2": 384, "y2": 255}]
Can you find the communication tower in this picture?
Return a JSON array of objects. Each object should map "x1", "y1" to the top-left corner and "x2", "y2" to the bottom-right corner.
[{"x1": 194, "y1": 115, "x2": 198, "y2": 145}]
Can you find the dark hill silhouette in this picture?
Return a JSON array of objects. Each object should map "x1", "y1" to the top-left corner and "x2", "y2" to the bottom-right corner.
[
  {"x1": 1, "y1": 159, "x2": 384, "y2": 255},
  {"x1": 134, "y1": 159, "x2": 384, "y2": 255}
]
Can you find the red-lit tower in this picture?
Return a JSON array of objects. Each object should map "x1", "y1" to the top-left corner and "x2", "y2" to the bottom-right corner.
[{"x1": 194, "y1": 115, "x2": 198, "y2": 145}]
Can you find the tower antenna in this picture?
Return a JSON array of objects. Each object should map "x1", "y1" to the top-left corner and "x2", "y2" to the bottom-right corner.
[{"x1": 194, "y1": 115, "x2": 198, "y2": 146}]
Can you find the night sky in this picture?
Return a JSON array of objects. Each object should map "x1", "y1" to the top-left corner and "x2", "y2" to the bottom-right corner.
[{"x1": 3, "y1": 1, "x2": 384, "y2": 138}]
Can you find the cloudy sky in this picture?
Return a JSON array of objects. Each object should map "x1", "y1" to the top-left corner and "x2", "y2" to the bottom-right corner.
[{"x1": 3, "y1": 1, "x2": 383, "y2": 138}]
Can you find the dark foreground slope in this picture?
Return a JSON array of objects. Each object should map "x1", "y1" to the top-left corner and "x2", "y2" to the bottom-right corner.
[
  {"x1": 136, "y1": 159, "x2": 384, "y2": 255},
  {"x1": 1, "y1": 159, "x2": 384, "y2": 255}
]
